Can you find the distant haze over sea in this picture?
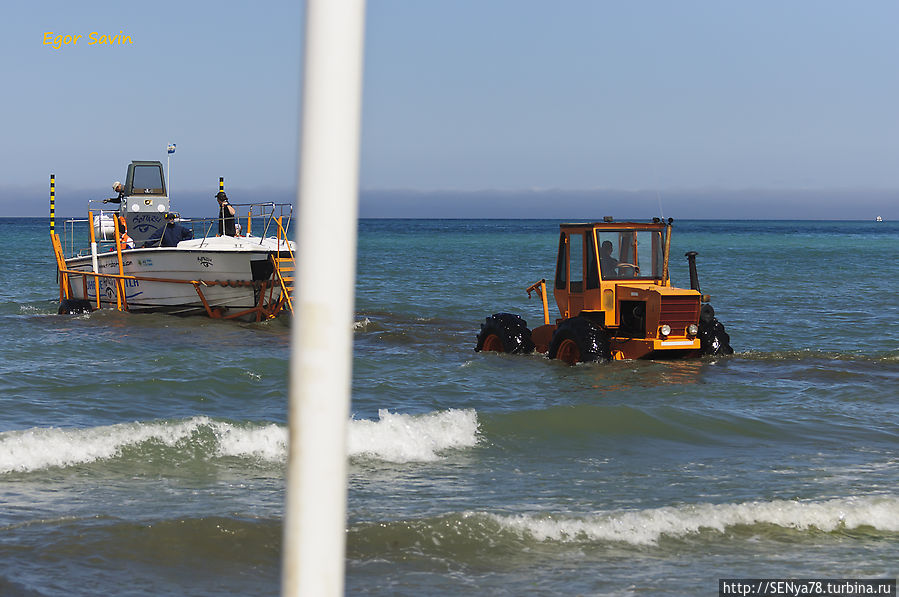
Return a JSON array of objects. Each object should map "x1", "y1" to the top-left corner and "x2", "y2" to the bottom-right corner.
[{"x1": 3, "y1": 186, "x2": 895, "y2": 221}]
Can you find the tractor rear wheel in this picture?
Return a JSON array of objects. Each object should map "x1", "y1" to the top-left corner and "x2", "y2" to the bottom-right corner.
[
  {"x1": 475, "y1": 313, "x2": 535, "y2": 354},
  {"x1": 547, "y1": 316, "x2": 611, "y2": 365}
]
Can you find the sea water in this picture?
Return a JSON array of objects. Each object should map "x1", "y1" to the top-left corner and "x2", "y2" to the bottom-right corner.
[{"x1": 0, "y1": 217, "x2": 897, "y2": 596}]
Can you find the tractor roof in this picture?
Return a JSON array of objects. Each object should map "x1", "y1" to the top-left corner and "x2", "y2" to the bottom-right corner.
[{"x1": 559, "y1": 219, "x2": 669, "y2": 231}]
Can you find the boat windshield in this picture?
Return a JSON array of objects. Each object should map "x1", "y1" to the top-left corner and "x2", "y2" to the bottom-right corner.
[
  {"x1": 596, "y1": 229, "x2": 664, "y2": 280},
  {"x1": 130, "y1": 164, "x2": 166, "y2": 195}
]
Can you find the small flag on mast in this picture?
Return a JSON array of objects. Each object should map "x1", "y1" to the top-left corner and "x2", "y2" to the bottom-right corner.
[{"x1": 167, "y1": 143, "x2": 176, "y2": 154}]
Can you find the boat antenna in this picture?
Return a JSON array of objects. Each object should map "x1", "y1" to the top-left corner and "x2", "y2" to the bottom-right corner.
[
  {"x1": 166, "y1": 143, "x2": 176, "y2": 200},
  {"x1": 656, "y1": 188, "x2": 665, "y2": 221}
]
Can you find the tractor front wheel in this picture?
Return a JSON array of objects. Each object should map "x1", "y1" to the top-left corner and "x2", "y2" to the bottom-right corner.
[
  {"x1": 547, "y1": 317, "x2": 611, "y2": 365},
  {"x1": 698, "y1": 304, "x2": 734, "y2": 356},
  {"x1": 475, "y1": 313, "x2": 535, "y2": 354}
]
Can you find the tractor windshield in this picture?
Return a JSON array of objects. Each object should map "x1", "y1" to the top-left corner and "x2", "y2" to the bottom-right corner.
[{"x1": 596, "y1": 228, "x2": 664, "y2": 280}]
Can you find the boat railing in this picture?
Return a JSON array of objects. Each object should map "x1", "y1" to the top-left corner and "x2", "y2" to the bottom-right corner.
[
  {"x1": 185, "y1": 201, "x2": 294, "y2": 248},
  {"x1": 58, "y1": 201, "x2": 294, "y2": 256},
  {"x1": 60, "y1": 202, "x2": 126, "y2": 258}
]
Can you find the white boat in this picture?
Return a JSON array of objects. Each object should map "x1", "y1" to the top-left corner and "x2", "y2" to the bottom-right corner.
[
  {"x1": 876, "y1": 216, "x2": 883, "y2": 222},
  {"x1": 51, "y1": 160, "x2": 296, "y2": 321}
]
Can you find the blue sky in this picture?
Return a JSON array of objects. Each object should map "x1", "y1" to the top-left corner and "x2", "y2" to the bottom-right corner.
[{"x1": 2, "y1": 1, "x2": 897, "y2": 218}]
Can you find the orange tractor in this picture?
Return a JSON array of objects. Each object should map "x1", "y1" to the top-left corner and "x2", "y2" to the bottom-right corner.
[{"x1": 475, "y1": 218, "x2": 733, "y2": 364}]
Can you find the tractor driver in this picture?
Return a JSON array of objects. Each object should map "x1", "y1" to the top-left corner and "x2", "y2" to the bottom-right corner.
[{"x1": 600, "y1": 240, "x2": 619, "y2": 279}]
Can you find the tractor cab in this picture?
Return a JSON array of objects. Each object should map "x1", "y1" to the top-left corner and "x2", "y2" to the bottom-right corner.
[
  {"x1": 475, "y1": 218, "x2": 733, "y2": 364},
  {"x1": 554, "y1": 221, "x2": 670, "y2": 326}
]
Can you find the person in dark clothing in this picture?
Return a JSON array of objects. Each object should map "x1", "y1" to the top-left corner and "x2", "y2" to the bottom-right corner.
[
  {"x1": 600, "y1": 240, "x2": 619, "y2": 279},
  {"x1": 142, "y1": 212, "x2": 193, "y2": 248},
  {"x1": 216, "y1": 191, "x2": 236, "y2": 236}
]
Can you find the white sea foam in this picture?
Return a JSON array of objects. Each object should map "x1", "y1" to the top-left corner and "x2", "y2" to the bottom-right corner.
[
  {"x1": 18, "y1": 304, "x2": 48, "y2": 314},
  {"x1": 0, "y1": 416, "x2": 218, "y2": 473},
  {"x1": 348, "y1": 409, "x2": 479, "y2": 463},
  {"x1": 0, "y1": 416, "x2": 293, "y2": 473},
  {"x1": 216, "y1": 409, "x2": 479, "y2": 463},
  {"x1": 353, "y1": 317, "x2": 373, "y2": 331},
  {"x1": 215, "y1": 422, "x2": 286, "y2": 461},
  {"x1": 488, "y1": 496, "x2": 899, "y2": 545},
  {"x1": 0, "y1": 409, "x2": 479, "y2": 473}
]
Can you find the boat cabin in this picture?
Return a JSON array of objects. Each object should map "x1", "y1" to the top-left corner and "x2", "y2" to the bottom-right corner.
[{"x1": 115, "y1": 161, "x2": 171, "y2": 245}]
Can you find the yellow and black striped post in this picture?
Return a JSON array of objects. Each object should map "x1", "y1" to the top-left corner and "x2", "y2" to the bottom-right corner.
[
  {"x1": 219, "y1": 177, "x2": 224, "y2": 193},
  {"x1": 49, "y1": 174, "x2": 56, "y2": 234}
]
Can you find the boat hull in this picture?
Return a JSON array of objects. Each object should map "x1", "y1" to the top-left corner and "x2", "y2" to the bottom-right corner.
[{"x1": 65, "y1": 244, "x2": 289, "y2": 318}]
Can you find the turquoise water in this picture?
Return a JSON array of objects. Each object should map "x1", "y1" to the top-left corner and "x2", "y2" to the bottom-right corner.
[{"x1": 1, "y1": 217, "x2": 898, "y2": 595}]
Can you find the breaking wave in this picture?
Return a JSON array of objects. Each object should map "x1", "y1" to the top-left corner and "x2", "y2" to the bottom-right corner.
[
  {"x1": 0, "y1": 416, "x2": 283, "y2": 474},
  {"x1": 348, "y1": 408, "x2": 479, "y2": 463},
  {"x1": 486, "y1": 496, "x2": 899, "y2": 545},
  {"x1": 0, "y1": 409, "x2": 479, "y2": 474},
  {"x1": 348, "y1": 496, "x2": 899, "y2": 555}
]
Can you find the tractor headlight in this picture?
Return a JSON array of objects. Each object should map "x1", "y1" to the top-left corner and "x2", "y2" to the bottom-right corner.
[
  {"x1": 660, "y1": 324, "x2": 671, "y2": 337},
  {"x1": 687, "y1": 323, "x2": 699, "y2": 336}
]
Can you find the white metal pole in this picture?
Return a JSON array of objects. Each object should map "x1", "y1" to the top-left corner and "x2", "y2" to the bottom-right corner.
[
  {"x1": 90, "y1": 240, "x2": 99, "y2": 272},
  {"x1": 282, "y1": 0, "x2": 366, "y2": 595}
]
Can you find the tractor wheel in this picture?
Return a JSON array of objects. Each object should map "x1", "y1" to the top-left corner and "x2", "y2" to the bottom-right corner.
[
  {"x1": 698, "y1": 305, "x2": 734, "y2": 356},
  {"x1": 547, "y1": 316, "x2": 611, "y2": 365},
  {"x1": 475, "y1": 313, "x2": 535, "y2": 354},
  {"x1": 58, "y1": 299, "x2": 94, "y2": 315}
]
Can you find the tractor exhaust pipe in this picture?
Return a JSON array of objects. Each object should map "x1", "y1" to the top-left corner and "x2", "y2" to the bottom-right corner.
[
  {"x1": 685, "y1": 251, "x2": 701, "y2": 293},
  {"x1": 661, "y1": 218, "x2": 673, "y2": 285}
]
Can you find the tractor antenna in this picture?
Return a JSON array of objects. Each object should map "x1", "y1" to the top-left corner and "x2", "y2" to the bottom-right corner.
[{"x1": 650, "y1": 161, "x2": 664, "y2": 220}]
